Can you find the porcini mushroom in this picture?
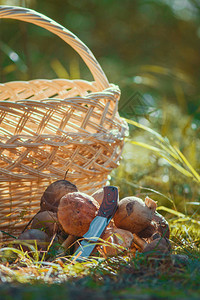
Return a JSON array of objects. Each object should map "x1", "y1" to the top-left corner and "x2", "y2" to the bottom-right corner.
[
  {"x1": 57, "y1": 192, "x2": 99, "y2": 237},
  {"x1": 138, "y1": 211, "x2": 170, "y2": 239},
  {"x1": 100, "y1": 225, "x2": 133, "y2": 256},
  {"x1": 31, "y1": 211, "x2": 59, "y2": 237},
  {"x1": 40, "y1": 180, "x2": 78, "y2": 212},
  {"x1": 142, "y1": 237, "x2": 171, "y2": 257},
  {"x1": 114, "y1": 196, "x2": 157, "y2": 234},
  {"x1": 91, "y1": 188, "x2": 104, "y2": 205},
  {"x1": 152, "y1": 211, "x2": 170, "y2": 239},
  {"x1": 132, "y1": 233, "x2": 147, "y2": 251},
  {"x1": 18, "y1": 229, "x2": 50, "y2": 252}
]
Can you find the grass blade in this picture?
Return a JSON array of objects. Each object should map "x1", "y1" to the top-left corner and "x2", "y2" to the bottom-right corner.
[
  {"x1": 124, "y1": 118, "x2": 165, "y2": 142},
  {"x1": 157, "y1": 206, "x2": 200, "y2": 225},
  {"x1": 174, "y1": 146, "x2": 200, "y2": 182},
  {"x1": 125, "y1": 118, "x2": 200, "y2": 182}
]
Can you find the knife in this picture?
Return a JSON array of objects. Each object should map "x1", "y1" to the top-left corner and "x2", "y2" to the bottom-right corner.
[{"x1": 73, "y1": 186, "x2": 119, "y2": 261}]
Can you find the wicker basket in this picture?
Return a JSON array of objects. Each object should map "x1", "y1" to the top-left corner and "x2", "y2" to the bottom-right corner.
[{"x1": 0, "y1": 6, "x2": 128, "y2": 240}]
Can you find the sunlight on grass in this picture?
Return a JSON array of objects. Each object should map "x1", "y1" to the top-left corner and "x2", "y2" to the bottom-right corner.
[
  {"x1": 124, "y1": 118, "x2": 200, "y2": 183},
  {"x1": 0, "y1": 236, "x2": 131, "y2": 284},
  {"x1": 157, "y1": 206, "x2": 200, "y2": 225}
]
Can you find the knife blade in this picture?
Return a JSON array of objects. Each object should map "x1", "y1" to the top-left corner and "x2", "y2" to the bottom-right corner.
[{"x1": 73, "y1": 186, "x2": 119, "y2": 261}]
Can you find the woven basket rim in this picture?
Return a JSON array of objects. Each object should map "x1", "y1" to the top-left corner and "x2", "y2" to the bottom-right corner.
[{"x1": 0, "y1": 5, "x2": 110, "y2": 91}]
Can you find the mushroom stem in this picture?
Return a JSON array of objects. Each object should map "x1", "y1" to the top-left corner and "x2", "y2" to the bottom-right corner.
[
  {"x1": 61, "y1": 235, "x2": 77, "y2": 250},
  {"x1": 132, "y1": 234, "x2": 147, "y2": 250}
]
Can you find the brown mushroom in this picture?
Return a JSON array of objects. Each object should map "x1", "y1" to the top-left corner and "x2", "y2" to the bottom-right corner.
[
  {"x1": 40, "y1": 180, "x2": 78, "y2": 213},
  {"x1": 99, "y1": 225, "x2": 133, "y2": 256},
  {"x1": 31, "y1": 211, "x2": 59, "y2": 237},
  {"x1": 152, "y1": 211, "x2": 170, "y2": 239},
  {"x1": 132, "y1": 233, "x2": 147, "y2": 251},
  {"x1": 57, "y1": 192, "x2": 99, "y2": 237},
  {"x1": 61, "y1": 235, "x2": 77, "y2": 251},
  {"x1": 91, "y1": 188, "x2": 104, "y2": 205},
  {"x1": 138, "y1": 211, "x2": 170, "y2": 239},
  {"x1": 18, "y1": 229, "x2": 50, "y2": 252},
  {"x1": 114, "y1": 196, "x2": 156, "y2": 234},
  {"x1": 142, "y1": 237, "x2": 171, "y2": 257},
  {"x1": 137, "y1": 223, "x2": 156, "y2": 238}
]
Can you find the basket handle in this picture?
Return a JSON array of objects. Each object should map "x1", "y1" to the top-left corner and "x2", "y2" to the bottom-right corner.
[{"x1": 0, "y1": 5, "x2": 110, "y2": 90}]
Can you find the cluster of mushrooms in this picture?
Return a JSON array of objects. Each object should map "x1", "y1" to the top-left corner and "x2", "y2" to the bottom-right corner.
[{"x1": 18, "y1": 179, "x2": 171, "y2": 258}]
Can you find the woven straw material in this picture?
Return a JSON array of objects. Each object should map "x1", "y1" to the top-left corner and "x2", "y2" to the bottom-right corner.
[{"x1": 0, "y1": 6, "x2": 128, "y2": 240}]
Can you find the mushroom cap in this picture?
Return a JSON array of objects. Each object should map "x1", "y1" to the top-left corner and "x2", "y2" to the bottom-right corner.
[
  {"x1": 31, "y1": 211, "x2": 59, "y2": 237},
  {"x1": 91, "y1": 188, "x2": 104, "y2": 205},
  {"x1": 137, "y1": 211, "x2": 170, "y2": 239},
  {"x1": 114, "y1": 196, "x2": 156, "y2": 233},
  {"x1": 100, "y1": 226, "x2": 133, "y2": 256},
  {"x1": 40, "y1": 180, "x2": 78, "y2": 213},
  {"x1": 152, "y1": 211, "x2": 170, "y2": 239},
  {"x1": 57, "y1": 192, "x2": 99, "y2": 236},
  {"x1": 142, "y1": 237, "x2": 171, "y2": 256},
  {"x1": 18, "y1": 229, "x2": 50, "y2": 251},
  {"x1": 137, "y1": 223, "x2": 156, "y2": 238}
]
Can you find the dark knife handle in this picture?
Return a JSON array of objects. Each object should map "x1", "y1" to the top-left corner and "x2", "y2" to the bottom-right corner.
[{"x1": 97, "y1": 186, "x2": 119, "y2": 219}]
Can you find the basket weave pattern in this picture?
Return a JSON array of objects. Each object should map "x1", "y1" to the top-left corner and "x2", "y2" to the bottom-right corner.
[{"x1": 0, "y1": 6, "x2": 128, "y2": 240}]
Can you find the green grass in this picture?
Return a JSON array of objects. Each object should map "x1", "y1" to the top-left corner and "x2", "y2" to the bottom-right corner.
[{"x1": 0, "y1": 253, "x2": 199, "y2": 300}]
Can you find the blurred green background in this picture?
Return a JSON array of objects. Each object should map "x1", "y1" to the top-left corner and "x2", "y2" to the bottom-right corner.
[{"x1": 0, "y1": 0, "x2": 200, "y2": 215}]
